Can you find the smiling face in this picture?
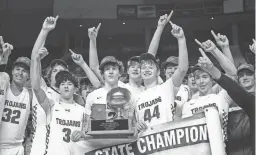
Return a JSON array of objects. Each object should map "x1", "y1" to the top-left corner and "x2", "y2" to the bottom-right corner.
[
  {"x1": 194, "y1": 70, "x2": 213, "y2": 96},
  {"x1": 12, "y1": 65, "x2": 29, "y2": 86},
  {"x1": 102, "y1": 63, "x2": 121, "y2": 85},
  {"x1": 127, "y1": 61, "x2": 141, "y2": 80},
  {"x1": 238, "y1": 70, "x2": 255, "y2": 91},
  {"x1": 140, "y1": 60, "x2": 159, "y2": 82}
]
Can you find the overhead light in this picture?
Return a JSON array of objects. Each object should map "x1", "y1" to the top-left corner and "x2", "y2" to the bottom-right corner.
[
  {"x1": 122, "y1": 22, "x2": 126, "y2": 25},
  {"x1": 211, "y1": 17, "x2": 214, "y2": 20},
  {"x1": 79, "y1": 25, "x2": 83, "y2": 27}
]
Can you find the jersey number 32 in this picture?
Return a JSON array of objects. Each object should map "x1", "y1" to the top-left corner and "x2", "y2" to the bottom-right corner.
[{"x1": 2, "y1": 108, "x2": 21, "y2": 124}]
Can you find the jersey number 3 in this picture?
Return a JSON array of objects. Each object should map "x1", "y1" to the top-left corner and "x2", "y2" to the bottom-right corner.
[
  {"x1": 2, "y1": 108, "x2": 21, "y2": 124},
  {"x1": 144, "y1": 105, "x2": 160, "y2": 122},
  {"x1": 62, "y1": 128, "x2": 71, "y2": 143}
]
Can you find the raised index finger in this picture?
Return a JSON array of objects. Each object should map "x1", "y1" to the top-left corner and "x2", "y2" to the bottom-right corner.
[
  {"x1": 69, "y1": 49, "x2": 75, "y2": 55},
  {"x1": 55, "y1": 15, "x2": 59, "y2": 21},
  {"x1": 211, "y1": 30, "x2": 218, "y2": 40},
  {"x1": 96, "y1": 23, "x2": 101, "y2": 31},
  {"x1": 199, "y1": 48, "x2": 208, "y2": 59},
  {"x1": 167, "y1": 10, "x2": 174, "y2": 21},
  {"x1": 0, "y1": 36, "x2": 4, "y2": 45},
  {"x1": 195, "y1": 39, "x2": 203, "y2": 47}
]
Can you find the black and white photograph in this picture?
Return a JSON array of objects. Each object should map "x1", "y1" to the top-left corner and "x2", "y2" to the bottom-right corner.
[{"x1": 0, "y1": 0, "x2": 255, "y2": 155}]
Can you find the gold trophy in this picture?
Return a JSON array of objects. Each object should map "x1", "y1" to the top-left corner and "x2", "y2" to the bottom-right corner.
[{"x1": 87, "y1": 87, "x2": 135, "y2": 139}]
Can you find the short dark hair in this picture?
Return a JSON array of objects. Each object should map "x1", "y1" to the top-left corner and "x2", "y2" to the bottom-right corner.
[{"x1": 55, "y1": 71, "x2": 79, "y2": 88}]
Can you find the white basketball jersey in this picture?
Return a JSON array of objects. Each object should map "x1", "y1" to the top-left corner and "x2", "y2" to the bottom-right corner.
[
  {"x1": 0, "y1": 72, "x2": 10, "y2": 125},
  {"x1": 44, "y1": 102, "x2": 85, "y2": 155},
  {"x1": 0, "y1": 86, "x2": 30, "y2": 148},
  {"x1": 182, "y1": 90, "x2": 232, "y2": 141},
  {"x1": 30, "y1": 90, "x2": 47, "y2": 155},
  {"x1": 85, "y1": 87, "x2": 123, "y2": 120},
  {"x1": 135, "y1": 78, "x2": 178, "y2": 127}
]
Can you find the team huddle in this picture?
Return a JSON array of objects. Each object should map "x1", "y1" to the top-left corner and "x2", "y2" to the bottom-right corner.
[{"x1": 0, "y1": 10, "x2": 255, "y2": 155}]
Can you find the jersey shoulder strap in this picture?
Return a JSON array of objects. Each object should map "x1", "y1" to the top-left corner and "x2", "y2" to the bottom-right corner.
[{"x1": 28, "y1": 88, "x2": 33, "y2": 112}]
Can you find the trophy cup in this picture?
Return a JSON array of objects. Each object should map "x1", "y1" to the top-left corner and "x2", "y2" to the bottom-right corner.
[{"x1": 87, "y1": 87, "x2": 135, "y2": 139}]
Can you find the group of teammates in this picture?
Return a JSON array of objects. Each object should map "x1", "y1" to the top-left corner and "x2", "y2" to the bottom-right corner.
[{"x1": 0, "y1": 10, "x2": 254, "y2": 155}]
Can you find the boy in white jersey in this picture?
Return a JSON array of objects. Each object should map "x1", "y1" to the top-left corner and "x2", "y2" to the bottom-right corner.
[
  {"x1": 0, "y1": 44, "x2": 32, "y2": 155},
  {"x1": 124, "y1": 56, "x2": 144, "y2": 95},
  {"x1": 85, "y1": 56, "x2": 129, "y2": 119},
  {"x1": 135, "y1": 21, "x2": 189, "y2": 132},
  {"x1": 182, "y1": 49, "x2": 233, "y2": 143},
  {"x1": 0, "y1": 37, "x2": 12, "y2": 125},
  {"x1": 31, "y1": 69, "x2": 87, "y2": 155},
  {"x1": 29, "y1": 16, "x2": 100, "y2": 155}
]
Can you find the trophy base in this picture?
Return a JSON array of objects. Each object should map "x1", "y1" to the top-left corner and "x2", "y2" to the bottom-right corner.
[
  {"x1": 87, "y1": 130, "x2": 135, "y2": 139},
  {"x1": 87, "y1": 119, "x2": 135, "y2": 139}
]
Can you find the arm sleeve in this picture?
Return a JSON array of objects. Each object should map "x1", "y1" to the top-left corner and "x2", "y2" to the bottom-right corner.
[
  {"x1": 85, "y1": 93, "x2": 94, "y2": 115},
  {"x1": 214, "y1": 73, "x2": 255, "y2": 119}
]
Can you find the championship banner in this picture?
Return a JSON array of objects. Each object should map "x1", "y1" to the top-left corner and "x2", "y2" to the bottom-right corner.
[{"x1": 71, "y1": 107, "x2": 225, "y2": 155}]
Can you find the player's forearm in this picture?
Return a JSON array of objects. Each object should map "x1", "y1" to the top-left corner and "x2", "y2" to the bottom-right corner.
[
  {"x1": 206, "y1": 66, "x2": 222, "y2": 80},
  {"x1": 172, "y1": 38, "x2": 188, "y2": 87},
  {"x1": 177, "y1": 38, "x2": 189, "y2": 73},
  {"x1": 91, "y1": 68, "x2": 104, "y2": 85},
  {"x1": 30, "y1": 54, "x2": 42, "y2": 91},
  {"x1": 147, "y1": 26, "x2": 164, "y2": 56},
  {"x1": 211, "y1": 48, "x2": 237, "y2": 76},
  {"x1": 80, "y1": 62, "x2": 101, "y2": 88},
  {"x1": 32, "y1": 29, "x2": 49, "y2": 59},
  {"x1": 221, "y1": 46, "x2": 235, "y2": 65},
  {"x1": 89, "y1": 39, "x2": 100, "y2": 70}
]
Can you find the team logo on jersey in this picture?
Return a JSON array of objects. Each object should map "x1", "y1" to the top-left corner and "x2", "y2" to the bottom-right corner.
[
  {"x1": 65, "y1": 109, "x2": 70, "y2": 112},
  {"x1": 138, "y1": 96, "x2": 162, "y2": 110},
  {"x1": 97, "y1": 96, "x2": 102, "y2": 99},
  {"x1": 175, "y1": 96, "x2": 181, "y2": 101}
]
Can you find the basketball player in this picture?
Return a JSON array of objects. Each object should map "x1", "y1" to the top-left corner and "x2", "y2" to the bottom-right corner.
[
  {"x1": 0, "y1": 37, "x2": 12, "y2": 125},
  {"x1": 0, "y1": 43, "x2": 32, "y2": 155},
  {"x1": 29, "y1": 16, "x2": 100, "y2": 155},
  {"x1": 85, "y1": 56, "x2": 128, "y2": 119},
  {"x1": 31, "y1": 53, "x2": 87, "y2": 155},
  {"x1": 135, "y1": 21, "x2": 189, "y2": 131},
  {"x1": 182, "y1": 48, "x2": 233, "y2": 143}
]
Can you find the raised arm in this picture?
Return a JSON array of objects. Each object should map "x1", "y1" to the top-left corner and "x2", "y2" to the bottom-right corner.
[
  {"x1": 170, "y1": 22, "x2": 189, "y2": 87},
  {"x1": 0, "y1": 39, "x2": 12, "y2": 80},
  {"x1": 69, "y1": 49, "x2": 101, "y2": 88},
  {"x1": 195, "y1": 39, "x2": 237, "y2": 77},
  {"x1": 249, "y1": 38, "x2": 256, "y2": 54},
  {"x1": 31, "y1": 16, "x2": 58, "y2": 114},
  {"x1": 197, "y1": 48, "x2": 254, "y2": 119},
  {"x1": 211, "y1": 30, "x2": 234, "y2": 64},
  {"x1": 88, "y1": 24, "x2": 104, "y2": 84},
  {"x1": 148, "y1": 11, "x2": 173, "y2": 56},
  {"x1": 31, "y1": 16, "x2": 58, "y2": 59}
]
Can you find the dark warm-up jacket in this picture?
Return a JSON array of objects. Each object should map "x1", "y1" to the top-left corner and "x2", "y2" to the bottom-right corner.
[{"x1": 215, "y1": 73, "x2": 255, "y2": 155}]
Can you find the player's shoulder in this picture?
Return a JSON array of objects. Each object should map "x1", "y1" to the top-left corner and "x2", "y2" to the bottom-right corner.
[
  {"x1": 72, "y1": 102, "x2": 85, "y2": 112},
  {"x1": 87, "y1": 87, "x2": 105, "y2": 99},
  {"x1": 0, "y1": 72, "x2": 10, "y2": 82}
]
